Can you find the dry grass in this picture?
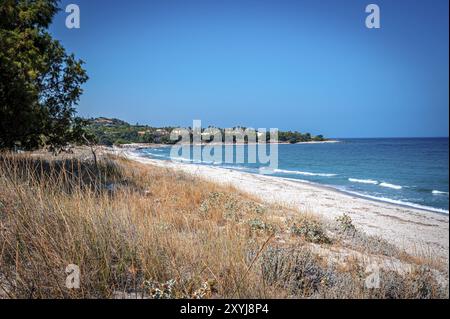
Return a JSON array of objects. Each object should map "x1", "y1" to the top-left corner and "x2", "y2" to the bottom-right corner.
[{"x1": 0, "y1": 150, "x2": 447, "y2": 299}]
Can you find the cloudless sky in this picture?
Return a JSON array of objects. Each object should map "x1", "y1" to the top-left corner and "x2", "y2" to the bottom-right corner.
[{"x1": 50, "y1": 0, "x2": 449, "y2": 138}]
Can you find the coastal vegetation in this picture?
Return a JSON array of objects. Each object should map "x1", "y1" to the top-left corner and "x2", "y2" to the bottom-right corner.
[
  {"x1": 1, "y1": 1, "x2": 447, "y2": 301},
  {"x1": 0, "y1": 0, "x2": 88, "y2": 152},
  {"x1": 0, "y1": 0, "x2": 324, "y2": 151},
  {"x1": 0, "y1": 149, "x2": 447, "y2": 299},
  {"x1": 85, "y1": 117, "x2": 327, "y2": 146}
]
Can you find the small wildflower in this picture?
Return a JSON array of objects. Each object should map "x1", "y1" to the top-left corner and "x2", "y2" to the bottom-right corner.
[
  {"x1": 192, "y1": 280, "x2": 217, "y2": 299},
  {"x1": 144, "y1": 279, "x2": 176, "y2": 299}
]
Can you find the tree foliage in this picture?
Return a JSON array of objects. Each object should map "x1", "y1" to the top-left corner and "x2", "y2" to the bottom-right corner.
[
  {"x1": 0, "y1": 0, "x2": 88, "y2": 151},
  {"x1": 85, "y1": 117, "x2": 327, "y2": 146}
]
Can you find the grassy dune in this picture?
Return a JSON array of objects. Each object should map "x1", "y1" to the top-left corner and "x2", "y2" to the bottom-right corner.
[{"x1": 0, "y1": 150, "x2": 447, "y2": 299}]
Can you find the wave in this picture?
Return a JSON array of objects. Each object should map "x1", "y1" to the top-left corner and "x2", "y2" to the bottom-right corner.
[
  {"x1": 348, "y1": 178, "x2": 379, "y2": 185},
  {"x1": 143, "y1": 152, "x2": 168, "y2": 159},
  {"x1": 343, "y1": 191, "x2": 449, "y2": 214},
  {"x1": 432, "y1": 190, "x2": 449, "y2": 195},
  {"x1": 222, "y1": 165, "x2": 253, "y2": 171},
  {"x1": 348, "y1": 178, "x2": 404, "y2": 190},
  {"x1": 274, "y1": 169, "x2": 337, "y2": 177},
  {"x1": 169, "y1": 156, "x2": 193, "y2": 163},
  {"x1": 379, "y1": 182, "x2": 402, "y2": 190},
  {"x1": 198, "y1": 160, "x2": 224, "y2": 165},
  {"x1": 131, "y1": 150, "x2": 448, "y2": 214}
]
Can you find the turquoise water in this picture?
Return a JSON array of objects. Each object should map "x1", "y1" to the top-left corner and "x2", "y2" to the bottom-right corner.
[{"x1": 138, "y1": 138, "x2": 449, "y2": 213}]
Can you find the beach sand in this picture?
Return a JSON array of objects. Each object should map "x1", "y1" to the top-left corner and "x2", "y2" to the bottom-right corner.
[{"x1": 120, "y1": 149, "x2": 449, "y2": 263}]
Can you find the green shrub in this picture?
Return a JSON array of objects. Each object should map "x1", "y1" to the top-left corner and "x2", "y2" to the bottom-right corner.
[
  {"x1": 248, "y1": 218, "x2": 274, "y2": 232},
  {"x1": 290, "y1": 216, "x2": 331, "y2": 244},
  {"x1": 335, "y1": 213, "x2": 356, "y2": 234}
]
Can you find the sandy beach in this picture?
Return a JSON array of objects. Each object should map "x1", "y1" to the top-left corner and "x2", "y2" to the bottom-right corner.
[{"x1": 120, "y1": 149, "x2": 449, "y2": 263}]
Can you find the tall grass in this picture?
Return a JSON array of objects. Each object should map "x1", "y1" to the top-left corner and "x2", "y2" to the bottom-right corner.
[{"x1": 0, "y1": 151, "x2": 447, "y2": 299}]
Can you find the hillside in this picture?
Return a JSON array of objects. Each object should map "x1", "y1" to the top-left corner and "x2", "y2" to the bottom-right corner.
[{"x1": 85, "y1": 118, "x2": 327, "y2": 146}]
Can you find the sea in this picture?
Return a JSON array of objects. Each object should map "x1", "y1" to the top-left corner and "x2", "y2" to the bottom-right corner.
[{"x1": 137, "y1": 138, "x2": 449, "y2": 214}]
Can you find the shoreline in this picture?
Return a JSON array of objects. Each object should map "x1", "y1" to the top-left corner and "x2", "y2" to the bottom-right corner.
[
  {"x1": 115, "y1": 140, "x2": 341, "y2": 149},
  {"x1": 117, "y1": 148, "x2": 449, "y2": 262},
  {"x1": 115, "y1": 144, "x2": 448, "y2": 215},
  {"x1": 280, "y1": 176, "x2": 449, "y2": 215},
  {"x1": 133, "y1": 149, "x2": 447, "y2": 214}
]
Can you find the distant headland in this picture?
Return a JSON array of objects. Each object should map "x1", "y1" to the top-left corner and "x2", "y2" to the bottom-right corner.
[{"x1": 85, "y1": 117, "x2": 330, "y2": 146}]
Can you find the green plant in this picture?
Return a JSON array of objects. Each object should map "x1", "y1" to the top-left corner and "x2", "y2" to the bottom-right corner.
[
  {"x1": 0, "y1": 0, "x2": 88, "y2": 151},
  {"x1": 248, "y1": 219, "x2": 273, "y2": 232},
  {"x1": 290, "y1": 216, "x2": 331, "y2": 244},
  {"x1": 336, "y1": 213, "x2": 356, "y2": 234}
]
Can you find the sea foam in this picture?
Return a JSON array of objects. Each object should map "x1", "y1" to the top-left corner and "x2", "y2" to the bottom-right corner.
[
  {"x1": 143, "y1": 152, "x2": 167, "y2": 158},
  {"x1": 379, "y1": 182, "x2": 403, "y2": 190},
  {"x1": 348, "y1": 178, "x2": 379, "y2": 185},
  {"x1": 343, "y1": 191, "x2": 449, "y2": 214},
  {"x1": 432, "y1": 190, "x2": 449, "y2": 195},
  {"x1": 274, "y1": 169, "x2": 337, "y2": 177}
]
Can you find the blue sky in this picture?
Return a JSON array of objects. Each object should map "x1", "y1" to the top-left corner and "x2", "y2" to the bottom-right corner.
[{"x1": 50, "y1": 0, "x2": 449, "y2": 138}]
